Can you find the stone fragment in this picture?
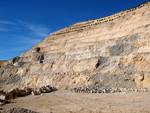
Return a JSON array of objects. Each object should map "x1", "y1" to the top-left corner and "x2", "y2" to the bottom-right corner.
[
  {"x1": 0, "y1": 94, "x2": 6, "y2": 106},
  {"x1": 31, "y1": 90, "x2": 41, "y2": 95},
  {"x1": 0, "y1": 94, "x2": 5, "y2": 101},
  {"x1": 24, "y1": 87, "x2": 33, "y2": 94},
  {"x1": 5, "y1": 88, "x2": 20, "y2": 100},
  {"x1": 19, "y1": 89, "x2": 27, "y2": 96}
]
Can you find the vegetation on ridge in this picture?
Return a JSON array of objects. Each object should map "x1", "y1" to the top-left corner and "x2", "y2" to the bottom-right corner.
[{"x1": 50, "y1": 1, "x2": 150, "y2": 36}]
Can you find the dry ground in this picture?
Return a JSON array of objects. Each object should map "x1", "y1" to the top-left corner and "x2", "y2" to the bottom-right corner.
[{"x1": 1, "y1": 90, "x2": 150, "y2": 113}]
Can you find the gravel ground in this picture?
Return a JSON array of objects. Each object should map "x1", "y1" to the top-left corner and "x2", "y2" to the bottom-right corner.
[
  {"x1": 0, "y1": 108, "x2": 38, "y2": 113},
  {"x1": 1, "y1": 90, "x2": 150, "y2": 113}
]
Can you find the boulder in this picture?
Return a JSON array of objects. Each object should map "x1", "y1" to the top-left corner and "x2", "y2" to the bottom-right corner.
[{"x1": 31, "y1": 90, "x2": 41, "y2": 96}]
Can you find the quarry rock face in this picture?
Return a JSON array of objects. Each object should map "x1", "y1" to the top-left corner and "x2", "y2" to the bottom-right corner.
[{"x1": 0, "y1": 2, "x2": 150, "y2": 91}]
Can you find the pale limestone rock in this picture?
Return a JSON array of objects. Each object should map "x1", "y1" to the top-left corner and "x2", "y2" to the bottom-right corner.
[
  {"x1": 31, "y1": 90, "x2": 40, "y2": 95},
  {"x1": 73, "y1": 58, "x2": 98, "y2": 72},
  {"x1": 0, "y1": 94, "x2": 5, "y2": 101},
  {"x1": 143, "y1": 73, "x2": 150, "y2": 87}
]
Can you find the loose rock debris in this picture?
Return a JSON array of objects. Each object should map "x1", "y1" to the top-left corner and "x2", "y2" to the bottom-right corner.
[
  {"x1": 0, "y1": 85, "x2": 57, "y2": 106},
  {"x1": 71, "y1": 85, "x2": 149, "y2": 93}
]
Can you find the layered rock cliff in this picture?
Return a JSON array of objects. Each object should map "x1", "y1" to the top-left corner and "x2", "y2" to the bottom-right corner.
[{"x1": 1, "y1": 2, "x2": 150, "y2": 91}]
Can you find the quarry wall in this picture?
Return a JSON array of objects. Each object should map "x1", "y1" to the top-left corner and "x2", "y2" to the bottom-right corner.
[{"x1": 0, "y1": 2, "x2": 150, "y2": 91}]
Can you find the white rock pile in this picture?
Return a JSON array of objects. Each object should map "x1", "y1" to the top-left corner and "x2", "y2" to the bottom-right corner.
[
  {"x1": 31, "y1": 85, "x2": 57, "y2": 95},
  {"x1": 71, "y1": 85, "x2": 149, "y2": 93}
]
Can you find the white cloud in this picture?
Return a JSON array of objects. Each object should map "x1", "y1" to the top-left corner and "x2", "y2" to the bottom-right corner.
[
  {"x1": 17, "y1": 37, "x2": 41, "y2": 45},
  {"x1": 0, "y1": 20, "x2": 15, "y2": 25},
  {"x1": 12, "y1": 46, "x2": 32, "y2": 51},
  {"x1": 27, "y1": 24, "x2": 50, "y2": 37},
  {"x1": 25, "y1": 38, "x2": 41, "y2": 44},
  {"x1": 18, "y1": 20, "x2": 50, "y2": 37},
  {"x1": 0, "y1": 28, "x2": 7, "y2": 31},
  {"x1": 0, "y1": 20, "x2": 50, "y2": 56},
  {"x1": 0, "y1": 36, "x2": 42, "y2": 53},
  {"x1": 0, "y1": 46, "x2": 30, "y2": 53}
]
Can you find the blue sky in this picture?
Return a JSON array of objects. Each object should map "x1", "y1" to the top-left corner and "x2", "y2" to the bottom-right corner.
[{"x1": 0, "y1": 0, "x2": 148, "y2": 60}]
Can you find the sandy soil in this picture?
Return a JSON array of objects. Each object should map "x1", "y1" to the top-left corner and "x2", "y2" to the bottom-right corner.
[{"x1": 1, "y1": 90, "x2": 150, "y2": 113}]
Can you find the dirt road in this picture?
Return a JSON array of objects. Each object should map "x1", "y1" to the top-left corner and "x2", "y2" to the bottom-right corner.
[{"x1": 1, "y1": 90, "x2": 150, "y2": 113}]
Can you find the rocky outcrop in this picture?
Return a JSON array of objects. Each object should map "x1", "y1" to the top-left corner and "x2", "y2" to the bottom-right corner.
[
  {"x1": 0, "y1": 2, "x2": 150, "y2": 91},
  {"x1": 0, "y1": 85, "x2": 56, "y2": 106}
]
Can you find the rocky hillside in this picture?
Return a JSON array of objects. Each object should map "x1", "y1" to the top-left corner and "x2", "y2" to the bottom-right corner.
[{"x1": 0, "y1": 2, "x2": 150, "y2": 91}]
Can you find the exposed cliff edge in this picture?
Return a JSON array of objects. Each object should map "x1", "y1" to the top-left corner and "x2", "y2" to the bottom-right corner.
[{"x1": 1, "y1": 2, "x2": 150, "y2": 91}]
